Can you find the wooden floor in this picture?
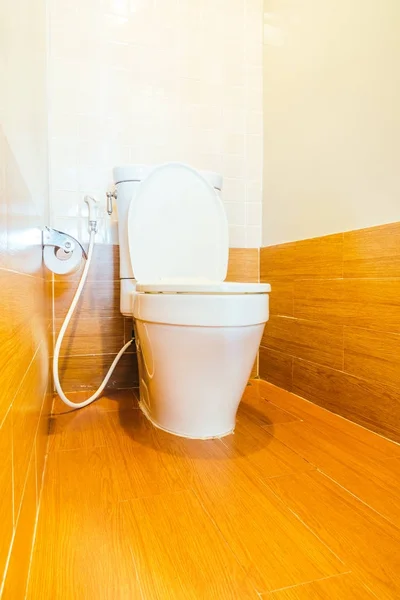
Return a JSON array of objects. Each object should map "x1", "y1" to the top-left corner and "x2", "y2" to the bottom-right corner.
[{"x1": 27, "y1": 380, "x2": 400, "y2": 599}]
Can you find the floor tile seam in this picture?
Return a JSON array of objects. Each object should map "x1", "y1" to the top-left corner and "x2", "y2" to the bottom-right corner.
[
  {"x1": 259, "y1": 475, "x2": 348, "y2": 569},
  {"x1": 316, "y1": 468, "x2": 400, "y2": 531}
]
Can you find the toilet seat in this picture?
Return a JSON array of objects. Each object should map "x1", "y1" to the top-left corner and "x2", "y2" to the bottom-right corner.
[
  {"x1": 136, "y1": 280, "x2": 271, "y2": 294},
  {"x1": 133, "y1": 291, "x2": 269, "y2": 327}
]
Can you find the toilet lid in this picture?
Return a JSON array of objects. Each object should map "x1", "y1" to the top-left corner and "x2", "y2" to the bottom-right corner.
[{"x1": 128, "y1": 163, "x2": 229, "y2": 283}]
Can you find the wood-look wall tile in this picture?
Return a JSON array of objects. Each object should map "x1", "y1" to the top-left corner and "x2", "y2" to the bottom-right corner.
[
  {"x1": 54, "y1": 244, "x2": 120, "y2": 282},
  {"x1": 55, "y1": 316, "x2": 125, "y2": 356},
  {"x1": 1, "y1": 131, "x2": 51, "y2": 596},
  {"x1": 124, "y1": 317, "x2": 135, "y2": 344},
  {"x1": 266, "y1": 280, "x2": 293, "y2": 316},
  {"x1": 293, "y1": 358, "x2": 400, "y2": 442},
  {"x1": 344, "y1": 327, "x2": 400, "y2": 389},
  {"x1": 227, "y1": 248, "x2": 259, "y2": 282},
  {"x1": 344, "y1": 222, "x2": 400, "y2": 278},
  {"x1": 295, "y1": 278, "x2": 400, "y2": 332},
  {"x1": 342, "y1": 279, "x2": 400, "y2": 333},
  {"x1": 1, "y1": 454, "x2": 37, "y2": 600},
  {"x1": 261, "y1": 233, "x2": 343, "y2": 280},
  {"x1": 250, "y1": 356, "x2": 258, "y2": 378},
  {"x1": 0, "y1": 411, "x2": 14, "y2": 584},
  {"x1": 0, "y1": 286, "x2": 45, "y2": 426},
  {"x1": 262, "y1": 316, "x2": 343, "y2": 370},
  {"x1": 35, "y1": 387, "x2": 52, "y2": 501},
  {"x1": 12, "y1": 343, "x2": 48, "y2": 516},
  {"x1": 54, "y1": 279, "x2": 120, "y2": 320},
  {"x1": 52, "y1": 389, "x2": 137, "y2": 416},
  {"x1": 259, "y1": 346, "x2": 293, "y2": 391},
  {"x1": 263, "y1": 379, "x2": 400, "y2": 460},
  {"x1": 0, "y1": 324, "x2": 31, "y2": 424},
  {"x1": 58, "y1": 352, "x2": 139, "y2": 392},
  {"x1": 294, "y1": 279, "x2": 345, "y2": 324}
]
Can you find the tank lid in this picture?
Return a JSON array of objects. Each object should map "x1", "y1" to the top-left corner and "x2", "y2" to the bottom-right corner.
[
  {"x1": 113, "y1": 164, "x2": 223, "y2": 190},
  {"x1": 113, "y1": 164, "x2": 154, "y2": 184},
  {"x1": 201, "y1": 170, "x2": 223, "y2": 190}
]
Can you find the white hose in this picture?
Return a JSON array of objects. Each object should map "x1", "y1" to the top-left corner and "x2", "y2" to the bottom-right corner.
[{"x1": 53, "y1": 229, "x2": 133, "y2": 409}]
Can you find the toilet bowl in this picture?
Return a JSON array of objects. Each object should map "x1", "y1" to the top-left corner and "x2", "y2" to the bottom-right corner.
[{"x1": 113, "y1": 162, "x2": 270, "y2": 439}]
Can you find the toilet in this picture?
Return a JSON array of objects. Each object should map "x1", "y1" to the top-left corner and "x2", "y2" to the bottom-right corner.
[{"x1": 113, "y1": 162, "x2": 270, "y2": 439}]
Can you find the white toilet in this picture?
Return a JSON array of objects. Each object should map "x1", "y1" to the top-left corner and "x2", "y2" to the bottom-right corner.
[{"x1": 113, "y1": 162, "x2": 270, "y2": 439}]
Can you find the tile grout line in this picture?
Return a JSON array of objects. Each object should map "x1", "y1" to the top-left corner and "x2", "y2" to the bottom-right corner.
[
  {"x1": 25, "y1": 451, "x2": 49, "y2": 599},
  {"x1": 0, "y1": 440, "x2": 39, "y2": 597},
  {"x1": 259, "y1": 378, "x2": 400, "y2": 448},
  {"x1": 265, "y1": 570, "x2": 353, "y2": 596},
  {"x1": 249, "y1": 403, "x2": 400, "y2": 530},
  {"x1": 0, "y1": 341, "x2": 43, "y2": 431},
  {"x1": 264, "y1": 396, "x2": 400, "y2": 458},
  {"x1": 316, "y1": 468, "x2": 400, "y2": 531},
  {"x1": 261, "y1": 476, "x2": 348, "y2": 568}
]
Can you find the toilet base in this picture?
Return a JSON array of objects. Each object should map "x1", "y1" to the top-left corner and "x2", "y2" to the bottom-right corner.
[
  {"x1": 134, "y1": 320, "x2": 265, "y2": 440},
  {"x1": 139, "y1": 400, "x2": 234, "y2": 439}
]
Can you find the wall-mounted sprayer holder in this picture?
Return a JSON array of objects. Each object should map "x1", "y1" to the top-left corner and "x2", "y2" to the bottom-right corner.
[{"x1": 43, "y1": 196, "x2": 98, "y2": 275}]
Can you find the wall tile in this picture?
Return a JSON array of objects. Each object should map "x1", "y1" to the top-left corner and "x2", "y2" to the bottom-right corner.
[
  {"x1": 0, "y1": 0, "x2": 51, "y2": 592},
  {"x1": 58, "y1": 352, "x2": 139, "y2": 392},
  {"x1": 293, "y1": 358, "x2": 400, "y2": 443},
  {"x1": 246, "y1": 202, "x2": 262, "y2": 226},
  {"x1": 54, "y1": 279, "x2": 120, "y2": 320},
  {"x1": 0, "y1": 411, "x2": 13, "y2": 584},
  {"x1": 246, "y1": 225, "x2": 262, "y2": 247},
  {"x1": 294, "y1": 278, "x2": 400, "y2": 333},
  {"x1": 260, "y1": 221, "x2": 400, "y2": 443},
  {"x1": 35, "y1": 386, "x2": 53, "y2": 502},
  {"x1": 261, "y1": 233, "x2": 343, "y2": 280},
  {"x1": 262, "y1": 316, "x2": 343, "y2": 370},
  {"x1": 259, "y1": 346, "x2": 293, "y2": 391},
  {"x1": 344, "y1": 222, "x2": 400, "y2": 278},
  {"x1": 2, "y1": 454, "x2": 37, "y2": 600},
  {"x1": 245, "y1": 181, "x2": 262, "y2": 204},
  {"x1": 12, "y1": 343, "x2": 48, "y2": 517},
  {"x1": 224, "y1": 202, "x2": 246, "y2": 227},
  {"x1": 229, "y1": 225, "x2": 247, "y2": 247},
  {"x1": 265, "y1": 280, "x2": 293, "y2": 317},
  {"x1": 223, "y1": 178, "x2": 246, "y2": 204},
  {"x1": 344, "y1": 327, "x2": 400, "y2": 389},
  {"x1": 226, "y1": 248, "x2": 259, "y2": 283},
  {"x1": 54, "y1": 316, "x2": 125, "y2": 356},
  {"x1": 293, "y1": 279, "x2": 345, "y2": 325},
  {"x1": 0, "y1": 272, "x2": 47, "y2": 426},
  {"x1": 222, "y1": 133, "x2": 245, "y2": 156},
  {"x1": 48, "y1": 0, "x2": 264, "y2": 246},
  {"x1": 55, "y1": 243, "x2": 120, "y2": 282}
]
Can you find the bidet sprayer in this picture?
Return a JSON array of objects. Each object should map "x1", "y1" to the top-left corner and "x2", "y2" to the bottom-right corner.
[{"x1": 84, "y1": 195, "x2": 98, "y2": 232}]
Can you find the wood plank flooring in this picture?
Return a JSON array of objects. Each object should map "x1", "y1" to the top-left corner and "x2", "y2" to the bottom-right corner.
[{"x1": 27, "y1": 381, "x2": 400, "y2": 599}]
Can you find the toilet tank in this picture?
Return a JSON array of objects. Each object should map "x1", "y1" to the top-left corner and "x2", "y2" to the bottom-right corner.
[{"x1": 112, "y1": 163, "x2": 223, "y2": 316}]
